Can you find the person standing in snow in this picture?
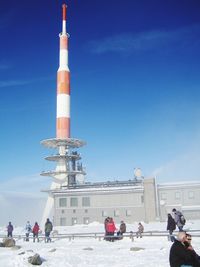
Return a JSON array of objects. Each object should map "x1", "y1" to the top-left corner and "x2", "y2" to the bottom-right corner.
[
  {"x1": 167, "y1": 213, "x2": 176, "y2": 242},
  {"x1": 32, "y1": 222, "x2": 40, "y2": 242},
  {"x1": 172, "y1": 208, "x2": 185, "y2": 231},
  {"x1": 105, "y1": 217, "x2": 117, "y2": 242},
  {"x1": 7, "y1": 222, "x2": 13, "y2": 238},
  {"x1": 117, "y1": 220, "x2": 126, "y2": 239},
  {"x1": 136, "y1": 222, "x2": 144, "y2": 238},
  {"x1": 25, "y1": 221, "x2": 32, "y2": 241},
  {"x1": 45, "y1": 218, "x2": 53, "y2": 243},
  {"x1": 104, "y1": 217, "x2": 110, "y2": 240}
]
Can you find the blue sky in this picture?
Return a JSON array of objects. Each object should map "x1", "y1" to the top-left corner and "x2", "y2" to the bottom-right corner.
[{"x1": 0, "y1": 0, "x2": 200, "y2": 225}]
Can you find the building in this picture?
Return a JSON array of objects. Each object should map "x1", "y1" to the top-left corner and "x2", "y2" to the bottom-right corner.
[
  {"x1": 158, "y1": 181, "x2": 200, "y2": 221},
  {"x1": 43, "y1": 178, "x2": 200, "y2": 226}
]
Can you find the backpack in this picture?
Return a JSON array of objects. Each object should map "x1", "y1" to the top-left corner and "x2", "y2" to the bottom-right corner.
[{"x1": 179, "y1": 214, "x2": 186, "y2": 225}]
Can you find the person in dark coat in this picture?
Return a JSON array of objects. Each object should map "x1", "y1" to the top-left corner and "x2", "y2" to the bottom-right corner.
[
  {"x1": 184, "y1": 236, "x2": 200, "y2": 267},
  {"x1": 45, "y1": 218, "x2": 53, "y2": 243},
  {"x1": 167, "y1": 213, "x2": 176, "y2": 242},
  {"x1": 169, "y1": 231, "x2": 200, "y2": 267},
  {"x1": 7, "y1": 222, "x2": 13, "y2": 238}
]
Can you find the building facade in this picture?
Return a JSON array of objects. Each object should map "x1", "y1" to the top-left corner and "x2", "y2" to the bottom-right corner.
[
  {"x1": 45, "y1": 178, "x2": 200, "y2": 226},
  {"x1": 157, "y1": 181, "x2": 200, "y2": 221}
]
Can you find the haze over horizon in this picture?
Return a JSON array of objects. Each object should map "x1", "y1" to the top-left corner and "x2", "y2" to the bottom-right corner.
[{"x1": 0, "y1": 0, "x2": 200, "y2": 225}]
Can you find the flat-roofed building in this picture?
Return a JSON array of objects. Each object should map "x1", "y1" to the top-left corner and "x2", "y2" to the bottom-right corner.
[
  {"x1": 43, "y1": 178, "x2": 200, "y2": 226},
  {"x1": 157, "y1": 181, "x2": 200, "y2": 221}
]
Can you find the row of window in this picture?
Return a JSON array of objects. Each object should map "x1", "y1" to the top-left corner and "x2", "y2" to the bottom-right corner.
[
  {"x1": 102, "y1": 210, "x2": 132, "y2": 217},
  {"x1": 60, "y1": 209, "x2": 132, "y2": 217},
  {"x1": 59, "y1": 209, "x2": 133, "y2": 226},
  {"x1": 160, "y1": 191, "x2": 196, "y2": 200},
  {"x1": 61, "y1": 209, "x2": 89, "y2": 214},
  {"x1": 60, "y1": 217, "x2": 90, "y2": 226},
  {"x1": 59, "y1": 197, "x2": 90, "y2": 207},
  {"x1": 59, "y1": 195, "x2": 144, "y2": 208}
]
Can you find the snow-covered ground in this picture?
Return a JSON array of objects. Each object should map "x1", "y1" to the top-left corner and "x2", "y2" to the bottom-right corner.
[{"x1": 0, "y1": 220, "x2": 200, "y2": 267}]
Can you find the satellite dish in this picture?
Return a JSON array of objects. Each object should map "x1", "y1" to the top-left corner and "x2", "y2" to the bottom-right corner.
[
  {"x1": 134, "y1": 168, "x2": 142, "y2": 179},
  {"x1": 160, "y1": 200, "x2": 165, "y2": 206}
]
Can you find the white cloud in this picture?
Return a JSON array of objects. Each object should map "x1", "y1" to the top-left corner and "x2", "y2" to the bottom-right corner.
[
  {"x1": 0, "y1": 80, "x2": 32, "y2": 88},
  {"x1": 0, "y1": 75, "x2": 54, "y2": 89},
  {"x1": 0, "y1": 173, "x2": 50, "y2": 194},
  {"x1": 0, "y1": 192, "x2": 46, "y2": 226},
  {"x1": 152, "y1": 149, "x2": 200, "y2": 182},
  {"x1": 0, "y1": 173, "x2": 50, "y2": 226},
  {"x1": 88, "y1": 24, "x2": 200, "y2": 54}
]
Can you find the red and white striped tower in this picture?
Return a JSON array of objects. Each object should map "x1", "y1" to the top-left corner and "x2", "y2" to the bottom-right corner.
[
  {"x1": 41, "y1": 4, "x2": 86, "y2": 226},
  {"x1": 57, "y1": 4, "x2": 70, "y2": 139}
]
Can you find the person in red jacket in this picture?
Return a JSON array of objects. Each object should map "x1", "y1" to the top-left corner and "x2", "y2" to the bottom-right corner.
[
  {"x1": 106, "y1": 218, "x2": 117, "y2": 242},
  {"x1": 32, "y1": 222, "x2": 40, "y2": 242}
]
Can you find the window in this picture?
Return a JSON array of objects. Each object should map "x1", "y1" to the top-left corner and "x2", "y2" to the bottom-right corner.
[
  {"x1": 82, "y1": 197, "x2": 90, "y2": 207},
  {"x1": 59, "y1": 198, "x2": 67, "y2": 207},
  {"x1": 161, "y1": 193, "x2": 167, "y2": 200},
  {"x1": 126, "y1": 210, "x2": 131, "y2": 216},
  {"x1": 175, "y1": 192, "x2": 181, "y2": 199},
  {"x1": 114, "y1": 210, "x2": 120, "y2": 217},
  {"x1": 141, "y1": 195, "x2": 144, "y2": 203},
  {"x1": 83, "y1": 217, "x2": 90, "y2": 225},
  {"x1": 60, "y1": 217, "x2": 66, "y2": 226},
  {"x1": 70, "y1": 197, "x2": 78, "y2": 207},
  {"x1": 102, "y1": 211, "x2": 108, "y2": 217},
  {"x1": 188, "y1": 191, "x2": 194, "y2": 199},
  {"x1": 72, "y1": 217, "x2": 77, "y2": 225},
  {"x1": 85, "y1": 209, "x2": 88, "y2": 213},
  {"x1": 61, "y1": 209, "x2": 65, "y2": 214},
  {"x1": 73, "y1": 209, "x2": 76, "y2": 213}
]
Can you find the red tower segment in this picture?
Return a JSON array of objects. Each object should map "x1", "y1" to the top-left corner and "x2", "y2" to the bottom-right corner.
[{"x1": 56, "y1": 4, "x2": 70, "y2": 139}]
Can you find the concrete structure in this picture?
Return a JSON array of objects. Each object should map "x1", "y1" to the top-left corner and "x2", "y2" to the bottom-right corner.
[{"x1": 42, "y1": 178, "x2": 200, "y2": 226}]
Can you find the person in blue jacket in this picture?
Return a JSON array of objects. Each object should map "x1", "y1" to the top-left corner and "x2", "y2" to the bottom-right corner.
[{"x1": 7, "y1": 222, "x2": 13, "y2": 238}]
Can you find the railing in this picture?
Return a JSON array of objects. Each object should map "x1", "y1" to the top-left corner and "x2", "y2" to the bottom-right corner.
[{"x1": 1, "y1": 230, "x2": 200, "y2": 242}]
